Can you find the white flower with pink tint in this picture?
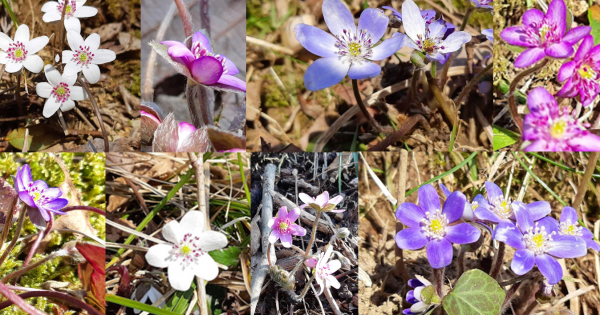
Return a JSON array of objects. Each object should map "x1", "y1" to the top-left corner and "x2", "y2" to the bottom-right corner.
[
  {"x1": 308, "y1": 245, "x2": 341, "y2": 296},
  {"x1": 62, "y1": 30, "x2": 116, "y2": 84},
  {"x1": 299, "y1": 191, "x2": 344, "y2": 212},
  {"x1": 268, "y1": 206, "x2": 306, "y2": 248},
  {"x1": 36, "y1": 64, "x2": 87, "y2": 118},
  {"x1": 41, "y1": 0, "x2": 98, "y2": 34},
  {"x1": 0, "y1": 24, "x2": 48, "y2": 73}
]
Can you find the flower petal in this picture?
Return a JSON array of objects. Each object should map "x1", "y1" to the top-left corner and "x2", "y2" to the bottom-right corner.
[
  {"x1": 327, "y1": 260, "x2": 342, "y2": 273},
  {"x1": 395, "y1": 202, "x2": 426, "y2": 228},
  {"x1": 60, "y1": 99, "x2": 75, "y2": 112},
  {"x1": 547, "y1": 235, "x2": 587, "y2": 258},
  {"x1": 162, "y1": 220, "x2": 182, "y2": 244},
  {"x1": 290, "y1": 224, "x2": 306, "y2": 236},
  {"x1": 36, "y1": 82, "x2": 53, "y2": 98},
  {"x1": 73, "y1": 5, "x2": 98, "y2": 18},
  {"x1": 395, "y1": 228, "x2": 428, "y2": 250},
  {"x1": 316, "y1": 191, "x2": 329, "y2": 208},
  {"x1": 26, "y1": 36, "x2": 49, "y2": 55},
  {"x1": 562, "y1": 26, "x2": 591, "y2": 45},
  {"x1": 484, "y1": 181, "x2": 504, "y2": 202},
  {"x1": 560, "y1": 206, "x2": 579, "y2": 224},
  {"x1": 93, "y1": 49, "x2": 117, "y2": 65},
  {"x1": 180, "y1": 211, "x2": 205, "y2": 235},
  {"x1": 287, "y1": 207, "x2": 301, "y2": 222},
  {"x1": 438, "y1": 31, "x2": 471, "y2": 54},
  {"x1": 41, "y1": 1, "x2": 58, "y2": 13},
  {"x1": 14, "y1": 24, "x2": 30, "y2": 43},
  {"x1": 585, "y1": 238, "x2": 600, "y2": 252},
  {"x1": 0, "y1": 32, "x2": 13, "y2": 51},
  {"x1": 70, "y1": 86, "x2": 87, "y2": 101},
  {"x1": 328, "y1": 195, "x2": 344, "y2": 207},
  {"x1": 557, "y1": 60, "x2": 576, "y2": 83},
  {"x1": 280, "y1": 232, "x2": 293, "y2": 247},
  {"x1": 145, "y1": 244, "x2": 172, "y2": 268},
  {"x1": 574, "y1": 35, "x2": 594, "y2": 60},
  {"x1": 42, "y1": 11, "x2": 62, "y2": 23},
  {"x1": 66, "y1": 30, "x2": 85, "y2": 51},
  {"x1": 85, "y1": 33, "x2": 101, "y2": 51},
  {"x1": 198, "y1": 231, "x2": 228, "y2": 252},
  {"x1": 214, "y1": 74, "x2": 246, "y2": 92},
  {"x1": 294, "y1": 24, "x2": 339, "y2": 58},
  {"x1": 527, "y1": 86, "x2": 558, "y2": 117},
  {"x1": 514, "y1": 47, "x2": 546, "y2": 68},
  {"x1": 522, "y1": 8, "x2": 544, "y2": 28},
  {"x1": 277, "y1": 206, "x2": 289, "y2": 220},
  {"x1": 193, "y1": 254, "x2": 220, "y2": 281},
  {"x1": 64, "y1": 17, "x2": 81, "y2": 34},
  {"x1": 168, "y1": 263, "x2": 195, "y2": 291},
  {"x1": 42, "y1": 97, "x2": 61, "y2": 118},
  {"x1": 358, "y1": 8, "x2": 389, "y2": 43},
  {"x1": 190, "y1": 56, "x2": 224, "y2": 85},
  {"x1": 418, "y1": 184, "x2": 441, "y2": 214},
  {"x1": 303, "y1": 57, "x2": 349, "y2": 91},
  {"x1": 322, "y1": 0, "x2": 356, "y2": 37},
  {"x1": 27, "y1": 206, "x2": 48, "y2": 228},
  {"x1": 162, "y1": 41, "x2": 195, "y2": 66},
  {"x1": 23, "y1": 55, "x2": 44, "y2": 73},
  {"x1": 192, "y1": 31, "x2": 212, "y2": 52},
  {"x1": 500, "y1": 26, "x2": 537, "y2": 47},
  {"x1": 545, "y1": 42, "x2": 573, "y2": 59},
  {"x1": 370, "y1": 33, "x2": 406, "y2": 60},
  {"x1": 535, "y1": 254, "x2": 562, "y2": 284},
  {"x1": 511, "y1": 249, "x2": 535, "y2": 275},
  {"x1": 327, "y1": 275, "x2": 341, "y2": 289},
  {"x1": 474, "y1": 208, "x2": 501, "y2": 223},
  {"x1": 401, "y1": 0, "x2": 426, "y2": 44},
  {"x1": 83, "y1": 64, "x2": 101, "y2": 84},
  {"x1": 445, "y1": 223, "x2": 481, "y2": 244},
  {"x1": 546, "y1": 0, "x2": 566, "y2": 38},
  {"x1": 299, "y1": 193, "x2": 315, "y2": 205},
  {"x1": 536, "y1": 217, "x2": 560, "y2": 235},
  {"x1": 19, "y1": 191, "x2": 36, "y2": 208},
  {"x1": 5, "y1": 62, "x2": 23, "y2": 73},
  {"x1": 513, "y1": 201, "x2": 534, "y2": 231},
  {"x1": 442, "y1": 191, "x2": 466, "y2": 223},
  {"x1": 494, "y1": 220, "x2": 526, "y2": 249},
  {"x1": 426, "y1": 238, "x2": 453, "y2": 269},
  {"x1": 348, "y1": 61, "x2": 381, "y2": 79},
  {"x1": 269, "y1": 229, "x2": 281, "y2": 243}
]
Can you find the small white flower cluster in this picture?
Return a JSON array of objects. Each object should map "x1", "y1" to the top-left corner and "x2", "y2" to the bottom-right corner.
[{"x1": 0, "y1": 0, "x2": 116, "y2": 118}]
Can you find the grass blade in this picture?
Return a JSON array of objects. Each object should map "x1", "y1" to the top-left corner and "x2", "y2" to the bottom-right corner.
[
  {"x1": 405, "y1": 152, "x2": 478, "y2": 196},
  {"x1": 107, "y1": 294, "x2": 180, "y2": 315}
]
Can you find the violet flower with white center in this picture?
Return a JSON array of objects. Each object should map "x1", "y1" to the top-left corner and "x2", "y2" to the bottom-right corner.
[
  {"x1": 151, "y1": 113, "x2": 210, "y2": 152},
  {"x1": 145, "y1": 211, "x2": 228, "y2": 291},
  {"x1": 299, "y1": 191, "x2": 344, "y2": 212},
  {"x1": 294, "y1": 0, "x2": 406, "y2": 91},
  {"x1": 383, "y1": 5, "x2": 456, "y2": 37},
  {"x1": 494, "y1": 208, "x2": 587, "y2": 284},
  {"x1": 472, "y1": 181, "x2": 550, "y2": 225},
  {"x1": 403, "y1": 275, "x2": 439, "y2": 315},
  {"x1": 499, "y1": 0, "x2": 590, "y2": 68},
  {"x1": 62, "y1": 31, "x2": 116, "y2": 84},
  {"x1": 41, "y1": 0, "x2": 98, "y2": 34},
  {"x1": 268, "y1": 206, "x2": 306, "y2": 248},
  {"x1": 13, "y1": 164, "x2": 68, "y2": 228},
  {"x1": 522, "y1": 87, "x2": 600, "y2": 151},
  {"x1": 402, "y1": 0, "x2": 471, "y2": 63},
  {"x1": 482, "y1": 29, "x2": 493, "y2": 43},
  {"x1": 471, "y1": 0, "x2": 493, "y2": 10},
  {"x1": 556, "y1": 35, "x2": 600, "y2": 106},
  {"x1": 309, "y1": 244, "x2": 342, "y2": 296},
  {"x1": 395, "y1": 184, "x2": 481, "y2": 268},
  {"x1": 537, "y1": 207, "x2": 600, "y2": 252},
  {"x1": 0, "y1": 24, "x2": 48, "y2": 74},
  {"x1": 36, "y1": 64, "x2": 87, "y2": 118},
  {"x1": 159, "y1": 31, "x2": 246, "y2": 93}
]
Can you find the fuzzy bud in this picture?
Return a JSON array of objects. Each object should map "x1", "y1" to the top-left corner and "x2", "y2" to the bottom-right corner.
[
  {"x1": 336, "y1": 227, "x2": 350, "y2": 239},
  {"x1": 269, "y1": 265, "x2": 295, "y2": 291},
  {"x1": 410, "y1": 50, "x2": 428, "y2": 69}
]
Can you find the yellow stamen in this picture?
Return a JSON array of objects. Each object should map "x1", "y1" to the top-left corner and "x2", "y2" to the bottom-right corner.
[
  {"x1": 181, "y1": 245, "x2": 191, "y2": 255},
  {"x1": 279, "y1": 222, "x2": 289, "y2": 232},
  {"x1": 549, "y1": 120, "x2": 567, "y2": 139},
  {"x1": 348, "y1": 42, "x2": 361, "y2": 56},
  {"x1": 578, "y1": 64, "x2": 597, "y2": 80},
  {"x1": 532, "y1": 234, "x2": 544, "y2": 248},
  {"x1": 430, "y1": 218, "x2": 442, "y2": 232},
  {"x1": 33, "y1": 192, "x2": 41, "y2": 201}
]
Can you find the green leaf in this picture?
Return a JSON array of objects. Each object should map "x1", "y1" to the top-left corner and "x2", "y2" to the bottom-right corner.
[
  {"x1": 107, "y1": 294, "x2": 180, "y2": 315},
  {"x1": 493, "y1": 125, "x2": 520, "y2": 151},
  {"x1": 165, "y1": 282, "x2": 196, "y2": 313},
  {"x1": 589, "y1": 5, "x2": 600, "y2": 45},
  {"x1": 442, "y1": 269, "x2": 505, "y2": 315},
  {"x1": 209, "y1": 246, "x2": 241, "y2": 267}
]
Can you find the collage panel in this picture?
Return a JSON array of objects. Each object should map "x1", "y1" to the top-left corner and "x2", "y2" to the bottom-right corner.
[
  {"x1": 250, "y1": 153, "x2": 358, "y2": 315},
  {"x1": 360, "y1": 151, "x2": 600, "y2": 315},
  {"x1": 140, "y1": 0, "x2": 246, "y2": 153},
  {"x1": 247, "y1": 0, "x2": 492, "y2": 152},
  {"x1": 0, "y1": 152, "x2": 106, "y2": 314},
  {"x1": 494, "y1": 0, "x2": 600, "y2": 151},
  {"x1": 104, "y1": 152, "x2": 250, "y2": 314},
  {"x1": 0, "y1": 0, "x2": 140, "y2": 153}
]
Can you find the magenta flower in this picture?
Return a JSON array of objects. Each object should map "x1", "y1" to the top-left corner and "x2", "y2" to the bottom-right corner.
[
  {"x1": 159, "y1": 31, "x2": 245, "y2": 93},
  {"x1": 500, "y1": 0, "x2": 590, "y2": 68},
  {"x1": 268, "y1": 206, "x2": 306, "y2": 248},
  {"x1": 151, "y1": 113, "x2": 210, "y2": 152},
  {"x1": 556, "y1": 35, "x2": 600, "y2": 106},
  {"x1": 307, "y1": 244, "x2": 341, "y2": 296},
  {"x1": 395, "y1": 185, "x2": 481, "y2": 268},
  {"x1": 494, "y1": 207, "x2": 586, "y2": 284},
  {"x1": 522, "y1": 87, "x2": 600, "y2": 151},
  {"x1": 299, "y1": 191, "x2": 344, "y2": 212},
  {"x1": 537, "y1": 207, "x2": 600, "y2": 252},
  {"x1": 13, "y1": 164, "x2": 68, "y2": 227}
]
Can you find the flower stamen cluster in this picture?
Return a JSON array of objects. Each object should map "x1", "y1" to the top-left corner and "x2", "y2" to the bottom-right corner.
[
  {"x1": 72, "y1": 45, "x2": 94, "y2": 66},
  {"x1": 7, "y1": 42, "x2": 28, "y2": 62},
  {"x1": 523, "y1": 223, "x2": 555, "y2": 255},
  {"x1": 421, "y1": 209, "x2": 448, "y2": 240},
  {"x1": 335, "y1": 28, "x2": 373, "y2": 63},
  {"x1": 51, "y1": 82, "x2": 71, "y2": 104},
  {"x1": 169, "y1": 232, "x2": 204, "y2": 267},
  {"x1": 56, "y1": 0, "x2": 76, "y2": 18},
  {"x1": 559, "y1": 219, "x2": 583, "y2": 237},
  {"x1": 490, "y1": 197, "x2": 513, "y2": 219}
]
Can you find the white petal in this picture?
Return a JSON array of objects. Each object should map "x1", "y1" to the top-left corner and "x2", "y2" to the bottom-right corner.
[
  {"x1": 26, "y1": 36, "x2": 49, "y2": 55},
  {"x1": 326, "y1": 260, "x2": 342, "y2": 273},
  {"x1": 74, "y1": 6, "x2": 98, "y2": 18},
  {"x1": 63, "y1": 71, "x2": 77, "y2": 86},
  {"x1": 401, "y1": 0, "x2": 426, "y2": 43},
  {"x1": 168, "y1": 263, "x2": 195, "y2": 291},
  {"x1": 411, "y1": 302, "x2": 428, "y2": 313},
  {"x1": 44, "y1": 64, "x2": 62, "y2": 86},
  {"x1": 321, "y1": 244, "x2": 334, "y2": 265},
  {"x1": 23, "y1": 55, "x2": 44, "y2": 73},
  {"x1": 194, "y1": 254, "x2": 220, "y2": 281},
  {"x1": 36, "y1": 82, "x2": 53, "y2": 98},
  {"x1": 85, "y1": 33, "x2": 100, "y2": 51},
  {"x1": 162, "y1": 220, "x2": 182, "y2": 244},
  {"x1": 438, "y1": 31, "x2": 472, "y2": 54},
  {"x1": 0, "y1": 32, "x2": 13, "y2": 51},
  {"x1": 66, "y1": 30, "x2": 84, "y2": 50},
  {"x1": 64, "y1": 17, "x2": 81, "y2": 34},
  {"x1": 145, "y1": 244, "x2": 173, "y2": 268},
  {"x1": 43, "y1": 97, "x2": 61, "y2": 118},
  {"x1": 180, "y1": 211, "x2": 205, "y2": 235},
  {"x1": 14, "y1": 24, "x2": 30, "y2": 43},
  {"x1": 327, "y1": 275, "x2": 340, "y2": 289},
  {"x1": 198, "y1": 231, "x2": 228, "y2": 252},
  {"x1": 298, "y1": 193, "x2": 315, "y2": 205},
  {"x1": 0, "y1": 51, "x2": 7, "y2": 64},
  {"x1": 64, "y1": 61, "x2": 81, "y2": 77},
  {"x1": 5, "y1": 62, "x2": 23, "y2": 73},
  {"x1": 92, "y1": 49, "x2": 116, "y2": 64},
  {"x1": 42, "y1": 11, "x2": 62, "y2": 23},
  {"x1": 55, "y1": 54, "x2": 60, "y2": 62},
  {"x1": 41, "y1": 1, "x2": 58, "y2": 13},
  {"x1": 82, "y1": 64, "x2": 100, "y2": 84},
  {"x1": 69, "y1": 86, "x2": 86, "y2": 101},
  {"x1": 62, "y1": 50, "x2": 74, "y2": 62},
  {"x1": 60, "y1": 99, "x2": 75, "y2": 112},
  {"x1": 78, "y1": 0, "x2": 88, "y2": 6}
]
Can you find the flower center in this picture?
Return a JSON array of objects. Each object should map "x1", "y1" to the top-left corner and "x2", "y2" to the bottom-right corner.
[
  {"x1": 33, "y1": 192, "x2": 41, "y2": 201},
  {"x1": 491, "y1": 197, "x2": 513, "y2": 219},
  {"x1": 57, "y1": 0, "x2": 76, "y2": 18},
  {"x1": 335, "y1": 28, "x2": 373, "y2": 63},
  {"x1": 169, "y1": 232, "x2": 204, "y2": 267},
  {"x1": 578, "y1": 64, "x2": 597, "y2": 80},
  {"x1": 52, "y1": 83, "x2": 71, "y2": 104},
  {"x1": 72, "y1": 46, "x2": 94, "y2": 67},
  {"x1": 549, "y1": 119, "x2": 567, "y2": 139},
  {"x1": 422, "y1": 39, "x2": 437, "y2": 53},
  {"x1": 191, "y1": 42, "x2": 229, "y2": 74},
  {"x1": 7, "y1": 42, "x2": 28, "y2": 63},
  {"x1": 279, "y1": 222, "x2": 289, "y2": 232},
  {"x1": 471, "y1": 201, "x2": 479, "y2": 210},
  {"x1": 421, "y1": 209, "x2": 448, "y2": 240},
  {"x1": 524, "y1": 223, "x2": 555, "y2": 255},
  {"x1": 559, "y1": 220, "x2": 583, "y2": 236}
]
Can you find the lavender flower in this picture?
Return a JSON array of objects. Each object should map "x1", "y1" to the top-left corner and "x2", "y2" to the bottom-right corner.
[
  {"x1": 522, "y1": 87, "x2": 600, "y2": 151},
  {"x1": 494, "y1": 208, "x2": 586, "y2": 284},
  {"x1": 482, "y1": 29, "x2": 493, "y2": 43},
  {"x1": 537, "y1": 207, "x2": 600, "y2": 252},
  {"x1": 294, "y1": 0, "x2": 406, "y2": 90},
  {"x1": 395, "y1": 184, "x2": 481, "y2": 268},
  {"x1": 403, "y1": 275, "x2": 439, "y2": 314},
  {"x1": 471, "y1": 0, "x2": 493, "y2": 10},
  {"x1": 13, "y1": 164, "x2": 68, "y2": 227},
  {"x1": 268, "y1": 206, "x2": 306, "y2": 248},
  {"x1": 299, "y1": 191, "x2": 344, "y2": 212},
  {"x1": 402, "y1": 0, "x2": 471, "y2": 63},
  {"x1": 499, "y1": 0, "x2": 590, "y2": 68},
  {"x1": 556, "y1": 35, "x2": 600, "y2": 106},
  {"x1": 384, "y1": 5, "x2": 456, "y2": 34}
]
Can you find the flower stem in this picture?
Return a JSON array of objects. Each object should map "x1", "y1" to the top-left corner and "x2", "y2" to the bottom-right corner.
[
  {"x1": 490, "y1": 242, "x2": 506, "y2": 280},
  {"x1": 56, "y1": 0, "x2": 68, "y2": 69},
  {"x1": 573, "y1": 152, "x2": 599, "y2": 210},
  {"x1": 324, "y1": 286, "x2": 343, "y2": 315},
  {"x1": 501, "y1": 281, "x2": 523, "y2": 313},
  {"x1": 0, "y1": 198, "x2": 17, "y2": 253},
  {"x1": 2, "y1": 247, "x2": 70, "y2": 283},
  {"x1": 460, "y1": 8, "x2": 473, "y2": 31},
  {"x1": 352, "y1": 79, "x2": 388, "y2": 134},
  {"x1": 0, "y1": 281, "x2": 46, "y2": 315},
  {"x1": 0, "y1": 287, "x2": 102, "y2": 315},
  {"x1": 61, "y1": 206, "x2": 105, "y2": 216},
  {"x1": 508, "y1": 59, "x2": 548, "y2": 132},
  {"x1": 456, "y1": 246, "x2": 466, "y2": 280},
  {"x1": 426, "y1": 72, "x2": 457, "y2": 126},
  {"x1": 289, "y1": 210, "x2": 323, "y2": 278},
  {"x1": 0, "y1": 206, "x2": 27, "y2": 268},
  {"x1": 77, "y1": 76, "x2": 109, "y2": 152},
  {"x1": 406, "y1": 69, "x2": 421, "y2": 108},
  {"x1": 367, "y1": 114, "x2": 430, "y2": 151},
  {"x1": 433, "y1": 267, "x2": 445, "y2": 298},
  {"x1": 453, "y1": 62, "x2": 493, "y2": 107},
  {"x1": 174, "y1": 0, "x2": 194, "y2": 38},
  {"x1": 21, "y1": 215, "x2": 54, "y2": 273}
]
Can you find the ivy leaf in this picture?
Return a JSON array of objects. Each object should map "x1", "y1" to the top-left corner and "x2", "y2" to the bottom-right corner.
[
  {"x1": 442, "y1": 269, "x2": 505, "y2": 315},
  {"x1": 209, "y1": 246, "x2": 241, "y2": 268},
  {"x1": 493, "y1": 125, "x2": 520, "y2": 151}
]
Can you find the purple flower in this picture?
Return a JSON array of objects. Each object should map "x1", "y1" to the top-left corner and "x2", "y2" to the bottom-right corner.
[
  {"x1": 395, "y1": 184, "x2": 481, "y2": 268},
  {"x1": 402, "y1": 0, "x2": 471, "y2": 63},
  {"x1": 471, "y1": 0, "x2": 493, "y2": 10},
  {"x1": 294, "y1": 0, "x2": 406, "y2": 90},
  {"x1": 268, "y1": 206, "x2": 306, "y2": 247},
  {"x1": 499, "y1": 0, "x2": 590, "y2": 68},
  {"x1": 472, "y1": 181, "x2": 550, "y2": 225},
  {"x1": 522, "y1": 87, "x2": 600, "y2": 151},
  {"x1": 482, "y1": 29, "x2": 493, "y2": 43},
  {"x1": 494, "y1": 208, "x2": 587, "y2": 284},
  {"x1": 556, "y1": 35, "x2": 600, "y2": 106},
  {"x1": 160, "y1": 31, "x2": 246, "y2": 93},
  {"x1": 403, "y1": 275, "x2": 438, "y2": 314},
  {"x1": 439, "y1": 183, "x2": 474, "y2": 221},
  {"x1": 537, "y1": 207, "x2": 600, "y2": 252},
  {"x1": 384, "y1": 5, "x2": 456, "y2": 34},
  {"x1": 13, "y1": 164, "x2": 68, "y2": 227},
  {"x1": 299, "y1": 191, "x2": 344, "y2": 212}
]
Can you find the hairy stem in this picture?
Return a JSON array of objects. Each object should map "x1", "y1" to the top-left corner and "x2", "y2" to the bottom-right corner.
[
  {"x1": 456, "y1": 246, "x2": 466, "y2": 280},
  {"x1": 0, "y1": 206, "x2": 26, "y2": 268},
  {"x1": 501, "y1": 281, "x2": 523, "y2": 313},
  {"x1": 454, "y1": 63, "x2": 493, "y2": 107},
  {"x1": 324, "y1": 286, "x2": 343, "y2": 315},
  {"x1": 406, "y1": 69, "x2": 421, "y2": 107},
  {"x1": 352, "y1": 79, "x2": 387, "y2": 134},
  {"x1": 508, "y1": 59, "x2": 548, "y2": 132},
  {"x1": 21, "y1": 215, "x2": 54, "y2": 271},
  {"x1": 0, "y1": 281, "x2": 46, "y2": 315},
  {"x1": 289, "y1": 210, "x2": 323, "y2": 278},
  {"x1": 395, "y1": 150, "x2": 410, "y2": 283},
  {"x1": 77, "y1": 76, "x2": 109, "y2": 151},
  {"x1": 0, "y1": 288, "x2": 102, "y2": 315},
  {"x1": 490, "y1": 242, "x2": 506, "y2": 280},
  {"x1": 174, "y1": 0, "x2": 193, "y2": 38},
  {"x1": 433, "y1": 267, "x2": 445, "y2": 298},
  {"x1": 61, "y1": 206, "x2": 105, "y2": 216}
]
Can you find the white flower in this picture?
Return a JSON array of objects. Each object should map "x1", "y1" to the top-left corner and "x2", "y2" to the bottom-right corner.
[
  {"x1": 36, "y1": 64, "x2": 87, "y2": 118},
  {"x1": 62, "y1": 30, "x2": 116, "y2": 84},
  {"x1": 310, "y1": 244, "x2": 341, "y2": 296},
  {"x1": 0, "y1": 24, "x2": 48, "y2": 73},
  {"x1": 41, "y1": 0, "x2": 98, "y2": 34},
  {"x1": 145, "y1": 211, "x2": 228, "y2": 291}
]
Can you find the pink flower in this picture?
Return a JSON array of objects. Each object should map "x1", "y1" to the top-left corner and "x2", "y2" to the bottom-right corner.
[
  {"x1": 556, "y1": 35, "x2": 600, "y2": 106},
  {"x1": 299, "y1": 191, "x2": 344, "y2": 212},
  {"x1": 310, "y1": 245, "x2": 341, "y2": 296},
  {"x1": 268, "y1": 207, "x2": 306, "y2": 247},
  {"x1": 151, "y1": 113, "x2": 210, "y2": 152}
]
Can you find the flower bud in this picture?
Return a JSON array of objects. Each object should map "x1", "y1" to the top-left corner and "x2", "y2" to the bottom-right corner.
[
  {"x1": 410, "y1": 51, "x2": 428, "y2": 69},
  {"x1": 336, "y1": 228, "x2": 350, "y2": 239},
  {"x1": 269, "y1": 265, "x2": 295, "y2": 291}
]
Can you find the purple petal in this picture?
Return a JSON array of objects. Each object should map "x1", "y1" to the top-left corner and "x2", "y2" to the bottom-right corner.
[
  {"x1": 484, "y1": 181, "x2": 503, "y2": 202},
  {"x1": 418, "y1": 185, "x2": 441, "y2": 214},
  {"x1": 31, "y1": 180, "x2": 49, "y2": 191},
  {"x1": 562, "y1": 26, "x2": 591, "y2": 45},
  {"x1": 358, "y1": 8, "x2": 389, "y2": 43},
  {"x1": 438, "y1": 31, "x2": 472, "y2": 54},
  {"x1": 445, "y1": 223, "x2": 481, "y2": 244},
  {"x1": 557, "y1": 60, "x2": 576, "y2": 82},
  {"x1": 277, "y1": 206, "x2": 289, "y2": 219},
  {"x1": 382, "y1": 6, "x2": 401, "y2": 19},
  {"x1": 406, "y1": 290, "x2": 418, "y2": 304},
  {"x1": 546, "y1": 0, "x2": 567, "y2": 38},
  {"x1": 280, "y1": 232, "x2": 293, "y2": 247},
  {"x1": 535, "y1": 254, "x2": 562, "y2": 284},
  {"x1": 581, "y1": 228, "x2": 594, "y2": 239},
  {"x1": 192, "y1": 31, "x2": 212, "y2": 52},
  {"x1": 547, "y1": 235, "x2": 587, "y2": 258},
  {"x1": 27, "y1": 205, "x2": 49, "y2": 227},
  {"x1": 348, "y1": 61, "x2": 381, "y2": 80},
  {"x1": 536, "y1": 217, "x2": 560, "y2": 235},
  {"x1": 439, "y1": 183, "x2": 451, "y2": 197},
  {"x1": 473, "y1": 194, "x2": 490, "y2": 209},
  {"x1": 370, "y1": 33, "x2": 406, "y2": 60},
  {"x1": 568, "y1": 132, "x2": 600, "y2": 151},
  {"x1": 426, "y1": 238, "x2": 453, "y2": 269},
  {"x1": 17, "y1": 165, "x2": 33, "y2": 191},
  {"x1": 40, "y1": 187, "x2": 63, "y2": 200},
  {"x1": 221, "y1": 56, "x2": 240, "y2": 75},
  {"x1": 190, "y1": 56, "x2": 224, "y2": 84},
  {"x1": 294, "y1": 24, "x2": 339, "y2": 58},
  {"x1": 401, "y1": 0, "x2": 426, "y2": 44},
  {"x1": 290, "y1": 224, "x2": 306, "y2": 237},
  {"x1": 494, "y1": 220, "x2": 526, "y2": 249},
  {"x1": 560, "y1": 206, "x2": 578, "y2": 224},
  {"x1": 299, "y1": 193, "x2": 315, "y2": 205},
  {"x1": 161, "y1": 40, "x2": 195, "y2": 67},
  {"x1": 322, "y1": 0, "x2": 356, "y2": 37},
  {"x1": 407, "y1": 279, "x2": 424, "y2": 288},
  {"x1": 269, "y1": 229, "x2": 282, "y2": 243},
  {"x1": 545, "y1": 42, "x2": 573, "y2": 58},
  {"x1": 514, "y1": 47, "x2": 546, "y2": 68},
  {"x1": 514, "y1": 202, "x2": 534, "y2": 231},
  {"x1": 574, "y1": 35, "x2": 594, "y2": 60},
  {"x1": 41, "y1": 198, "x2": 68, "y2": 213},
  {"x1": 316, "y1": 191, "x2": 329, "y2": 207},
  {"x1": 474, "y1": 208, "x2": 501, "y2": 223},
  {"x1": 527, "y1": 87, "x2": 558, "y2": 117},
  {"x1": 395, "y1": 228, "x2": 428, "y2": 250},
  {"x1": 19, "y1": 191, "x2": 37, "y2": 208},
  {"x1": 556, "y1": 77, "x2": 578, "y2": 98},
  {"x1": 288, "y1": 207, "x2": 301, "y2": 222},
  {"x1": 585, "y1": 238, "x2": 600, "y2": 252},
  {"x1": 304, "y1": 57, "x2": 349, "y2": 91},
  {"x1": 215, "y1": 74, "x2": 246, "y2": 92},
  {"x1": 442, "y1": 191, "x2": 466, "y2": 223},
  {"x1": 396, "y1": 202, "x2": 426, "y2": 228},
  {"x1": 511, "y1": 249, "x2": 535, "y2": 275},
  {"x1": 500, "y1": 26, "x2": 537, "y2": 48},
  {"x1": 522, "y1": 8, "x2": 544, "y2": 28}
]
